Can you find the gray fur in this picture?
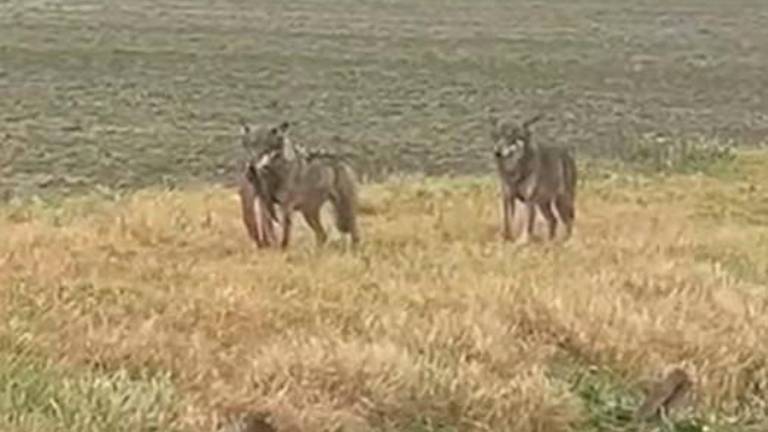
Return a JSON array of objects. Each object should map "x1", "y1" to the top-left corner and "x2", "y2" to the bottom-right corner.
[
  {"x1": 241, "y1": 121, "x2": 360, "y2": 249},
  {"x1": 491, "y1": 114, "x2": 577, "y2": 243}
]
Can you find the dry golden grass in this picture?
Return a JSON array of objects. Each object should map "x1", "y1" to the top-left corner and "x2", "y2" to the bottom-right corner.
[{"x1": 1, "y1": 152, "x2": 767, "y2": 431}]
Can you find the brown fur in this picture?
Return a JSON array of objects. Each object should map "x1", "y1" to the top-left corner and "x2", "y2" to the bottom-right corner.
[
  {"x1": 635, "y1": 368, "x2": 693, "y2": 420},
  {"x1": 237, "y1": 163, "x2": 279, "y2": 248},
  {"x1": 216, "y1": 409, "x2": 276, "y2": 432},
  {"x1": 491, "y1": 114, "x2": 577, "y2": 243}
]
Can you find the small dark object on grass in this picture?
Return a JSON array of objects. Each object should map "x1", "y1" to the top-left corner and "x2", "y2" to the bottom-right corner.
[
  {"x1": 216, "y1": 410, "x2": 276, "y2": 432},
  {"x1": 634, "y1": 368, "x2": 693, "y2": 421}
]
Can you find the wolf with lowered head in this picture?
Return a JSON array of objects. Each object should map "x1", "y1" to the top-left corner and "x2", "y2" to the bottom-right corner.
[{"x1": 491, "y1": 114, "x2": 577, "y2": 243}]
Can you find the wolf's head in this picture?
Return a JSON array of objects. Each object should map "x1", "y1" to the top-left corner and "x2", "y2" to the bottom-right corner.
[
  {"x1": 490, "y1": 114, "x2": 543, "y2": 172},
  {"x1": 240, "y1": 120, "x2": 307, "y2": 171},
  {"x1": 239, "y1": 120, "x2": 307, "y2": 196},
  {"x1": 240, "y1": 120, "x2": 292, "y2": 159}
]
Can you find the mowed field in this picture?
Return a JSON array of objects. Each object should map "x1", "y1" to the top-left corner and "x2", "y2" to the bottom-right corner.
[
  {"x1": 1, "y1": 1, "x2": 768, "y2": 431},
  {"x1": 2, "y1": 0, "x2": 768, "y2": 196}
]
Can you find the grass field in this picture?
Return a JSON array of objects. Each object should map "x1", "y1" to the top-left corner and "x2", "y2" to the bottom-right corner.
[
  {"x1": 2, "y1": 0, "x2": 768, "y2": 431},
  {"x1": 2, "y1": 151, "x2": 768, "y2": 431}
]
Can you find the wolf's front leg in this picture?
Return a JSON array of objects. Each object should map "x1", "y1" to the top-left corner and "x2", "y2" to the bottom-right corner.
[
  {"x1": 280, "y1": 209, "x2": 293, "y2": 249},
  {"x1": 254, "y1": 196, "x2": 276, "y2": 247},
  {"x1": 515, "y1": 201, "x2": 536, "y2": 245},
  {"x1": 502, "y1": 195, "x2": 515, "y2": 241}
]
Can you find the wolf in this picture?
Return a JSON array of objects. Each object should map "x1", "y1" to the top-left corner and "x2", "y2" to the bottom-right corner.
[
  {"x1": 240, "y1": 121, "x2": 360, "y2": 249},
  {"x1": 491, "y1": 113, "x2": 577, "y2": 243}
]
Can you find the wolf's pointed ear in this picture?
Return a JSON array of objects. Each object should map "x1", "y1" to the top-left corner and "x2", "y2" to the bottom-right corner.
[
  {"x1": 522, "y1": 114, "x2": 544, "y2": 130},
  {"x1": 484, "y1": 105, "x2": 499, "y2": 128},
  {"x1": 239, "y1": 119, "x2": 251, "y2": 136},
  {"x1": 488, "y1": 114, "x2": 500, "y2": 130},
  {"x1": 488, "y1": 114, "x2": 500, "y2": 142},
  {"x1": 239, "y1": 120, "x2": 253, "y2": 153}
]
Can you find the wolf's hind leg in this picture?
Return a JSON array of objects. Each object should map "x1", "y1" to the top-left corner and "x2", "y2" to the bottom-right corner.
[{"x1": 302, "y1": 205, "x2": 328, "y2": 246}]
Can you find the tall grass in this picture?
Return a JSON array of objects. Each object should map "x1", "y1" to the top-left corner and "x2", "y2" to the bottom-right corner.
[{"x1": 1, "y1": 152, "x2": 767, "y2": 431}]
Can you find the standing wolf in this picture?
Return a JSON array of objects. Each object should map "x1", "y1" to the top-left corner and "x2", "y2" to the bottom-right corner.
[
  {"x1": 240, "y1": 121, "x2": 360, "y2": 249},
  {"x1": 491, "y1": 114, "x2": 577, "y2": 243}
]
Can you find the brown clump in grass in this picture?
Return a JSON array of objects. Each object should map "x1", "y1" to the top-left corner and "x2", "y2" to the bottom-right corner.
[
  {"x1": 1, "y1": 152, "x2": 768, "y2": 430},
  {"x1": 214, "y1": 407, "x2": 276, "y2": 432},
  {"x1": 635, "y1": 368, "x2": 693, "y2": 420}
]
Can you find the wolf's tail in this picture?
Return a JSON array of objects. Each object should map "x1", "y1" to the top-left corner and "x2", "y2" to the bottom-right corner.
[
  {"x1": 562, "y1": 151, "x2": 577, "y2": 199},
  {"x1": 330, "y1": 162, "x2": 360, "y2": 243}
]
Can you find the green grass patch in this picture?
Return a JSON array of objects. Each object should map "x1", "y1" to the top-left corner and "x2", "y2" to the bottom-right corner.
[{"x1": 0, "y1": 354, "x2": 180, "y2": 432}]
